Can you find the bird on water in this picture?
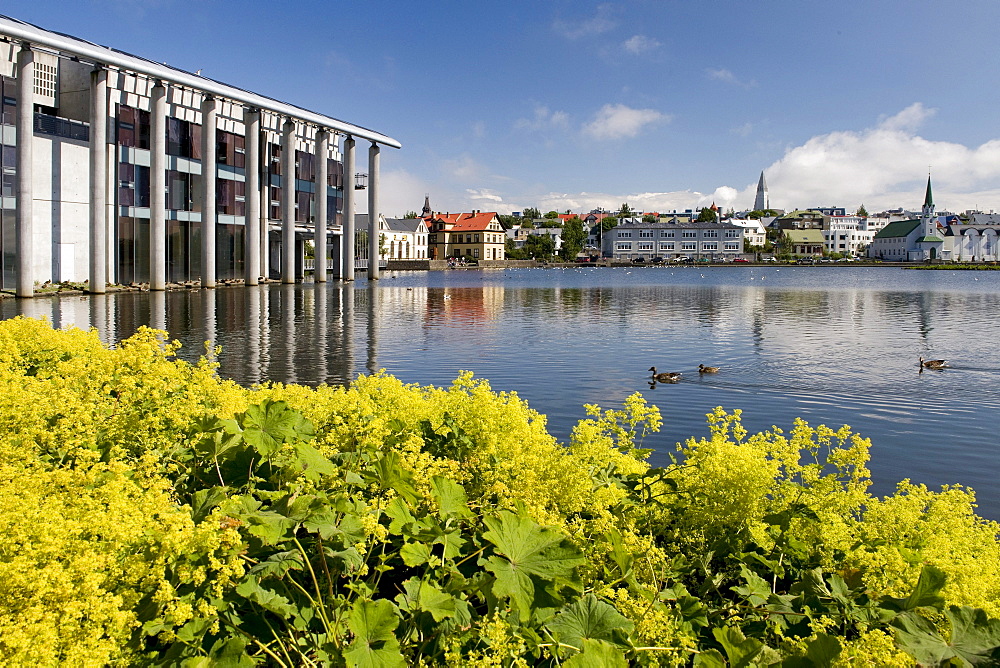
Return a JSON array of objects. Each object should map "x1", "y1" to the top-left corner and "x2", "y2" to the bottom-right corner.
[
  {"x1": 919, "y1": 356, "x2": 948, "y2": 370},
  {"x1": 699, "y1": 364, "x2": 720, "y2": 373},
  {"x1": 649, "y1": 367, "x2": 682, "y2": 382}
]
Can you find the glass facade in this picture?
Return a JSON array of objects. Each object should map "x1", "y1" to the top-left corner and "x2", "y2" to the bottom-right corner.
[{"x1": 1, "y1": 76, "x2": 15, "y2": 291}]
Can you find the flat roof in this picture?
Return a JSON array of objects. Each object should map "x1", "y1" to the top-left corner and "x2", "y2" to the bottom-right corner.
[{"x1": 0, "y1": 14, "x2": 401, "y2": 149}]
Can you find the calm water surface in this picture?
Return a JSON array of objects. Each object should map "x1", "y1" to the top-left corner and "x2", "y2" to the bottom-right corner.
[{"x1": 4, "y1": 266, "x2": 999, "y2": 519}]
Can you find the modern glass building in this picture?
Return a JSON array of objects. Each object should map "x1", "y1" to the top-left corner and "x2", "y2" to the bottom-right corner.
[{"x1": 0, "y1": 14, "x2": 399, "y2": 296}]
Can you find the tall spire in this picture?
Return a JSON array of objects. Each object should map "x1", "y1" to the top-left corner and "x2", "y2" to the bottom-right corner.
[
  {"x1": 421, "y1": 194, "x2": 432, "y2": 217},
  {"x1": 923, "y1": 174, "x2": 934, "y2": 209},
  {"x1": 754, "y1": 171, "x2": 768, "y2": 211}
]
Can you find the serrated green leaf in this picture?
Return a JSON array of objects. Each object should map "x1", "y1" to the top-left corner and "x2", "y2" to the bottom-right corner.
[
  {"x1": 250, "y1": 549, "x2": 304, "y2": 579},
  {"x1": 395, "y1": 578, "x2": 458, "y2": 623},
  {"x1": 546, "y1": 594, "x2": 634, "y2": 650},
  {"x1": 235, "y1": 577, "x2": 296, "y2": 619},
  {"x1": 712, "y1": 626, "x2": 765, "y2": 668},
  {"x1": 732, "y1": 564, "x2": 771, "y2": 606},
  {"x1": 693, "y1": 648, "x2": 726, "y2": 667},
  {"x1": 430, "y1": 475, "x2": 473, "y2": 519},
  {"x1": 343, "y1": 599, "x2": 405, "y2": 668},
  {"x1": 400, "y1": 541, "x2": 432, "y2": 567},
  {"x1": 292, "y1": 441, "x2": 337, "y2": 480},
  {"x1": 190, "y1": 486, "x2": 227, "y2": 523},
  {"x1": 947, "y1": 605, "x2": 1000, "y2": 665},
  {"x1": 482, "y1": 511, "x2": 586, "y2": 620},
  {"x1": 238, "y1": 400, "x2": 315, "y2": 457},
  {"x1": 245, "y1": 510, "x2": 296, "y2": 545},
  {"x1": 208, "y1": 636, "x2": 256, "y2": 667},
  {"x1": 805, "y1": 632, "x2": 842, "y2": 667},
  {"x1": 365, "y1": 452, "x2": 421, "y2": 505},
  {"x1": 904, "y1": 564, "x2": 947, "y2": 611},
  {"x1": 564, "y1": 638, "x2": 629, "y2": 667}
]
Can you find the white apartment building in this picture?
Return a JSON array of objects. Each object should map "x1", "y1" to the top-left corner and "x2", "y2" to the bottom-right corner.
[
  {"x1": 823, "y1": 215, "x2": 874, "y2": 256},
  {"x1": 1, "y1": 14, "x2": 399, "y2": 297},
  {"x1": 605, "y1": 220, "x2": 745, "y2": 261}
]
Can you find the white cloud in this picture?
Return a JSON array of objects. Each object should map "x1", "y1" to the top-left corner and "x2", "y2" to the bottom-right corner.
[
  {"x1": 623, "y1": 35, "x2": 660, "y2": 55},
  {"x1": 707, "y1": 68, "x2": 756, "y2": 88},
  {"x1": 553, "y1": 4, "x2": 617, "y2": 39},
  {"x1": 514, "y1": 106, "x2": 570, "y2": 132},
  {"x1": 762, "y1": 102, "x2": 1000, "y2": 211},
  {"x1": 368, "y1": 168, "x2": 429, "y2": 217},
  {"x1": 582, "y1": 104, "x2": 668, "y2": 140}
]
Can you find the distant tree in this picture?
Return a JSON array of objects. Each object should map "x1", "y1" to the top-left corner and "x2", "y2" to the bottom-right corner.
[
  {"x1": 560, "y1": 217, "x2": 585, "y2": 260},
  {"x1": 522, "y1": 207, "x2": 541, "y2": 219},
  {"x1": 544, "y1": 210, "x2": 559, "y2": 219},
  {"x1": 697, "y1": 207, "x2": 717, "y2": 222},
  {"x1": 497, "y1": 214, "x2": 518, "y2": 229},
  {"x1": 524, "y1": 233, "x2": 555, "y2": 259},
  {"x1": 617, "y1": 203, "x2": 634, "y2": 218},
  {"x1": 642, "y1": 213, "x2": 657, "y2": 223},
  {"x1": 857, "y1": 204, "x2": 869, "y2": 217},
  {"x1": 564, "y1": 209, "x2": 572, "y2": 214},
  {"x1": 600, "y1": 216, "x2": 618, "y2": 231},
  {"x1": 505, "y1": 238, "x2": 529, "y2": 260},
  {"x1": 403, "y1": 210, "x2": 419, "y2": 219},
  {"x1": 518, "y1": 219, "x2": 534, "y2": 230}
]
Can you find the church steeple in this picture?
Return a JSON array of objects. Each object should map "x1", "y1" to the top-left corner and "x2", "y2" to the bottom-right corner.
[
  {"x1": 421, "y1": 194, "x2": 432, "y2": 218},
  {"x1": 922, "y1": 173, "x2": 937, "y2": 239},
  {"x1": 923, "y1": 174, "x2": 934, "y2": 211},
  {"x1": 754, "y1": 171, "x2": 768, "y2": 211}
]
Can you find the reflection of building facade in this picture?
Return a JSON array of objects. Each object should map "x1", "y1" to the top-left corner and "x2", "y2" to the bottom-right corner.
[
  {"x1": 0, "y1": 15, "x2": 399, "y2": 297},
  {"x1": 425, "y1": 211, "x2": 506, "y2": 261}
]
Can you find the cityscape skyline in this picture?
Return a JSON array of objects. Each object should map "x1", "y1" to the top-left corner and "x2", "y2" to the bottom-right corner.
[{"x1": 12, "y1": 1, "x2": 1000, "y2": 217}]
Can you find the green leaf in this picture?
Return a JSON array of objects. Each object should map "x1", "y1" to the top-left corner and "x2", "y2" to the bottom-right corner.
[
  {"x1": 244, "y1": 510, "x2": 296, "y2": 545},
  {"x1": 482, "y1": 510, "x2": 586, "y2": 620},
  {"x1": 292, "y1": 441, "x2": 337, "y2": 480},
  {"x1": 430, "y1": 475, "x2": 473, "y2": 519},
  {"x1": 238, "y1": 400, "x2": 315, "y2": 457},
  {"x1": 208, "y1": 636, "x2": 256, "y2": 668},
  {"x1": 235, "y1": 577, "x2": 296, "y2": 619},
  {"x1": 935, "y1": 606, "x2": 1000, "y2": 666},
  {"x1": 693, "y1": 648, "x2": 726, "y2": 667},
  {"x1": 903, "y1": 564, "x2": 947, "y2": 611},
  {"x1": 343, "y1": 599, "x2": 406, "y2": 668},
  {"x1": 190, "y1": 486, "x2": 227, "y2": 523},
  {"x1": 400, "y1": 541, "x2": 433, "y2": 567},
  {"x1": 732, "y1": 564, "x2": 771, "y2": 606},
  {"x1": 395, "y1": 578, "x2": 458, "y2": 623},
  {"x1": 712, "y1": 626, "x2": 765, "y2": 668},
  {"x1": 805, "y1": 632, "x2": 842, "y2": 667},
  {"x1": 366, "y1": 452, "x2": 421, "y2": 505},
  {"x1": 546, "y1": 594, "x2": 634, "y2": 650},
  {"x1": 564, "y1": 639, "x2": 630, "y2": 667},
  {"x1": 250, "y1": 550, "x2": 304, "y2": 579}
]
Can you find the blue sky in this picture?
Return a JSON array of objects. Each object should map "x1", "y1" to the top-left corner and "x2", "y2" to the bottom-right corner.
[{"x1": 13, "y1": 1, "x2": 1000, "y2": 216}]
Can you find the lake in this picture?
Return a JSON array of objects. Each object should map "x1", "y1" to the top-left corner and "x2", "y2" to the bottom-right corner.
[{"x1": 4, "y1": 265, "x2": 999, "y2": 519}]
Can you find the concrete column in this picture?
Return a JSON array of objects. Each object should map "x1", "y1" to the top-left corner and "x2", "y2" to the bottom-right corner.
[
  {"x1": 243, "y1": 107, "x2": 260, "y2": 285},
  {"x1": 281, "y1": 118, "x2": 295, "y2": 283},
  {"x1": 200, "y1": 95, "x2": 217, "y2": 288},
  {"x1": 88, "y1": 67, "x2": 108, "y2": 294},
  {"x1": 315, "y1": 129, "x2": 329, "y2": 282},
  {"x1": 367, "y1": 141, "x2": 380, "y2": 280},
  {"x1": 342, "y1": 135, "x2": 355, "y2": 281},
  {"x1": 15, "y1": 44, "x2": 34, "y2": 298},
  {"x1": 150, "y1": 81, "x2": 167, "y2": 290}
]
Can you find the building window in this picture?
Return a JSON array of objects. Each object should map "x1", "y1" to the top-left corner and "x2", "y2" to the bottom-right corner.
[
  {"x1": 682, "y1": 242, "x2": 696, "y2": 250},
  {"x1": 702, "y1": 242, "x2": 718, "y2": 250},
  {"x1": 661, "y1": 230, "x2": 674, "y2": 238},
  {"x1": 618, "y1": 231, "x2": 632, "y2": 238},
  {"x1": 639, "y1": 230, "x2": 653, "y2": 238},
  {"x1": 682, "y1": 231, "x2": 697, "y2": 238},
  {"x1": 725, "y1": 242, "x2": 740, "y2": 250},
  {"x1": 703, "y1": 230, "x2": 718, "y2": 238},
  {"x1": 638, "y1": 242, "x2": 653, "y2": 250},
  {"x1": 660, "y1": 242, "x2": 674, "y2": 250},
  {"x1": 616, "y1": 242, "x2": 632, "y2": 250}
]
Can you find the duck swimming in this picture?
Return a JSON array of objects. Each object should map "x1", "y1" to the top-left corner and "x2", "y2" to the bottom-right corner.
[
  {"x1": 649, "y1": 367, "x2": 682, "y2": 382},
  {"x1": 919, "y1": 356, "x2": 948, "y2": 370},
  {"x1": 698, "y1": 364, "x2": 720, "y2": 373}
]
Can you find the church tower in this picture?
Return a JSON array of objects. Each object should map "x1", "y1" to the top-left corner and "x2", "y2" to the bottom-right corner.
[
  {"x1": 421, "y1": 194, "x2": 432, "y2": 218},
  {"x1": 922, "y1": 174, "x2": 935, "y2": 238},
  {"x1": 754, "y1": 171, "x2": 768, "y2": 211}
]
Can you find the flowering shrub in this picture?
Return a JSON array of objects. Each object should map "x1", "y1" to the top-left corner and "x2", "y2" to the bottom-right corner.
[{"x1": 0, "y1": 316, "x2": 998, "y2": 666}]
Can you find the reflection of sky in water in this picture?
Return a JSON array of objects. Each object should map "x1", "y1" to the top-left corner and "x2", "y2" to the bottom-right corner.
[{"x1": 4, "y1": 266, "x2": 1000, "y2": 519}]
